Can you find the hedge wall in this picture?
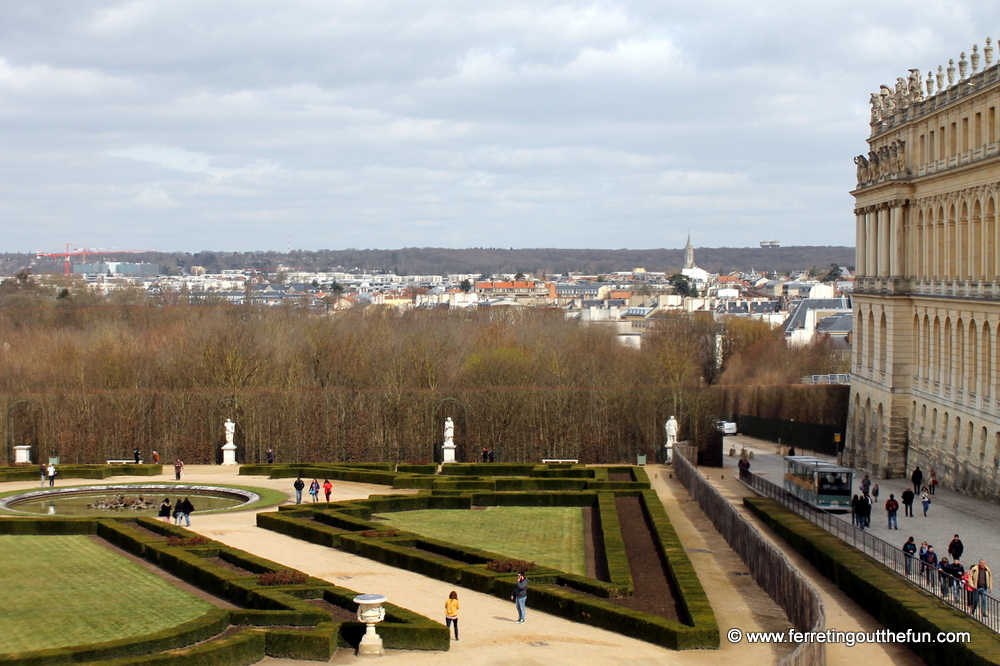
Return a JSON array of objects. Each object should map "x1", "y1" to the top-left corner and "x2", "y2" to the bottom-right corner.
[
  {"x1": 0, "y1": 464, "x2": 162, "y2": 483},
  {"x1": 745, "y1": 497, "x2": 1000, "y2": 666},
  {"x1": 256, "y1": 489, "x2": 718, "y2": 650},
  {"x1": 0, "y1": 516, "x2": 448, "y2": 665}
]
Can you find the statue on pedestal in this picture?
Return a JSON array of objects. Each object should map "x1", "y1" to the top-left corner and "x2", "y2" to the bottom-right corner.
[
  {"x1": 442, "y1": 417, "x2": 456, "y2": 463},
  {"x1": 664, "y1": 416, "x2": 679, "y2": 464},
  {"x1": 221, "y1": 418, "x2": 238, "y2": 466}
]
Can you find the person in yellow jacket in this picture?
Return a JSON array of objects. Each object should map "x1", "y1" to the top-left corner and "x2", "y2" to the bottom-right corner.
[
  {"x1": 968, "y1": 560, "x2": 993, "y2": 616},
  {"x1": 445, "y1": 591, "x2": 459, "y2": 640}
]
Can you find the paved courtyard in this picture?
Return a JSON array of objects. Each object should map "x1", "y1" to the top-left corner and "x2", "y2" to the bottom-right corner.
[{"x1": 720, "y1": 434, "x2": 1000, "y2": 573}]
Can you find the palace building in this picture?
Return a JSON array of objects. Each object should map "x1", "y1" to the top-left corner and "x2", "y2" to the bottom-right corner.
[{"x1": 845, "y1": 38, "x2": 1000, "y2": 497}]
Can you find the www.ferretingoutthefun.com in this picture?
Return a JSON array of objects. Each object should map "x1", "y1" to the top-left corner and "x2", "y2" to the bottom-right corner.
[{"x1": 726, "y1": 628, "x2": 971, "y2": 647}]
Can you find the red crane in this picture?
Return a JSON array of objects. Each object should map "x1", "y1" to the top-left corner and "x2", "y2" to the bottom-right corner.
[{"x1": 35, "y1": 244, "x2": 157, "y2": 276}]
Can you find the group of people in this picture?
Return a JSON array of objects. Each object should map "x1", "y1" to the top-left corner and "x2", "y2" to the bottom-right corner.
[
  {"x1": 157, "y1": 497, "x2": 195, "y2": 526},
  {"x1": 441, "y1": 571, "x2": 529, "y2": 640},
  {"x1": 293, "y1": 477, "x2": 333, "y2": 503},
  {"x1": 480, "y1": 448, "x2": 496, "y2": 463},
  {"x1": 38, "y1": 463, "x2": 57, "y2": 487},
  {"x1": 901, "y1": 534, "x2": 992, "y2": 614}
]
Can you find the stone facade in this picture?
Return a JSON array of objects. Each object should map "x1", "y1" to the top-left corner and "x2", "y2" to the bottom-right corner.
[{"x1": 846, "y1": 38, "x2": 1000, "y2": 499}]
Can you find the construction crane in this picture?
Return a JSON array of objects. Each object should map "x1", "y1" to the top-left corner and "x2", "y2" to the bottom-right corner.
[{"x1": 35, "y1": 244, "x2": 157, "y2": 276}]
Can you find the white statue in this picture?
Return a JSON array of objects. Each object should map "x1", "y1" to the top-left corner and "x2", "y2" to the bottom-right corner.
[
  {"x1": 664, "y1": 416, "x2": 679, "y2": 464},
  {"x1": 221, "y1": 418, "x2": 238, "y2": 466},
  {"x1": 442, "y1": 417, "x2": 456, "y2": 463}
]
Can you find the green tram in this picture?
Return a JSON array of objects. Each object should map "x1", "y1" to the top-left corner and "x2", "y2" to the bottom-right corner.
[{"x1": 783, "y1": 456, "x2": 854, "y2": 511}]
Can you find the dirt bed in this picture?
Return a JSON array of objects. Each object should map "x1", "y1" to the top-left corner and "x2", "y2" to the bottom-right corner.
[
  {"x1": 306, "y1": 598, "x2": 359, "y2": 622},
  {"x1": 209, "y1": 556, "x2": 254, "y2": 576}
]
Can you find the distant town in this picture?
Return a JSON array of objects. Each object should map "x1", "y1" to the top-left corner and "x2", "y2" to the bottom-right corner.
[{"x1": 3, "y1": 239, "x2": 855, "y2": 353}]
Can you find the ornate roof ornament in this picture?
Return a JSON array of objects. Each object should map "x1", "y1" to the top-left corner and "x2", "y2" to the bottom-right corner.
[
  {"x1": 937, "y1": 65, "x2": 945, "y2": 91},
  {"x1": 959, "y1": 52, "x2": 968, "y2": 80},
  {"x1": 971, "y1": 44, "x2": 980, "y2": 74},
  {"x1": 926, "y1": 71, "x2": 935, "y2": 97},
  {"x1": 986, "y1": 38, "x2": 993, "y2": 68},
  {"x1": 947, "y1": 59, "x2": 956, "y2": 86}
]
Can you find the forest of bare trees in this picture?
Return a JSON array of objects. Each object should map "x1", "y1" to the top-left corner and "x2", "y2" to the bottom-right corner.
[{"x1": 0, "y1": 284, "x2": 847, "y2": 465}]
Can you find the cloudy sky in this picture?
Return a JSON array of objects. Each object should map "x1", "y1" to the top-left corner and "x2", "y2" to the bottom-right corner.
[{"x1": 1, "y1": 1, "x2": 996, "y2": 253}]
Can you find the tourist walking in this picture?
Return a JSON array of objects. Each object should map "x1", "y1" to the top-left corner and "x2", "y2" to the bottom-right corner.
[
  {"x1": 174, "y1": 458, "x2": 184, "y2": 480},
  {"x1": 860, "y1": 474, "x2": 871, "y2": 496},
  {"x1": 901, "y1": 488, "x2": 915, "y2": 517},
  {"x1": 938, "y1": 557, "x2": 951, "y2": 596},
  {"x1": 445, "y1": 591, "x2": 459, "y2": 640},
  {"x1": 179, "y1": 497, "x2": 194, "y2": 526},
  {"x1": 511, "y1": 572, "x2": 528, "y2": 623},
  {"x1": 929, "y1": 468, "x2": 938, "y2": 495},
  {"x1": 861, "y1": 493, "x2": 872, "y2": 528},
  {"x1": 322, "y1": 479, "x2": 333, "y2": 502},
  {"x1": 152, "y1": 450, "x2": 160, "y2": 464},
  {"x1": 948, "y1": 534, "x2": 964, "y2": 562},
  {"x1": 46, "y1": 463, "x2": 56, "y2": 487},
  {"x1": 159, "y1": 498, "x2": 172, "y2": 523},
  {"x1": 921, "y1": 545, "x2": 938, "y2": 586},
  {"x1": 918, "y1": 541, "x2": 929, "y2": 578},
  {"x1": 911, "y1": 466, "x2": 924, "y2": 494},
  {"x1": 902, "y1": 536, "x2": 917, "y2": 575},
  {"x1": 871, "y1": 484, "x2": 879, "y2": 504},
  {"x1": 133, "y1": 448, "x2": 141, "y2": 464},
  {"x1": 946, "y1": 558, "x2": 965, "y2": 601},
  {"x1": 266, "y1": 448, "x2": 275, "y2": 463},
  {"x1": 309, "y1": 479, "x2": 320, "y2": 503},
  {"x1": 293, "y1": 477, "x2": 305, "y2": 504},
  {"x1": 885, "y1": 494, "x2": 899, "y2": 529},
  {"x1": 173, "y1": 498, "x2": 183, "y2": 524},
  {"x1": 969, "y1": 560, "x2": 993, "y2": 616},
  {"x1": 920, "y1": 486, "x2": 931, "y2": 516},
  {"x1": 851, "y1": 494, "x2": 862, "y2": 528}
]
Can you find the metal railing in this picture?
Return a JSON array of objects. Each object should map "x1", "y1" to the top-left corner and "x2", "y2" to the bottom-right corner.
[
  {"x1": 674, "y1": 450, "x2": 826, "y2": 665},
  {"x1": 740, "y1": 468, "x2": 999, "y2": 633}
]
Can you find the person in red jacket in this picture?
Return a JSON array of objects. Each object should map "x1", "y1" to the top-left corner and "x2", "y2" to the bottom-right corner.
[{"x1": 885, "y1": 494, "x2": 899, "y2": 530}]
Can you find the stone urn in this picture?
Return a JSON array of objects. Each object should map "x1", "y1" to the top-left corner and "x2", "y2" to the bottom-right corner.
[{"x1": 353, "y1": 593, "x2": 387, "y2": 656}]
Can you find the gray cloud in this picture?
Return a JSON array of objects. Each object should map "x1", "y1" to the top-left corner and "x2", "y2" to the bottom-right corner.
[{"x1": 1, "y1": 0, "x2": 997, "y2": 252}]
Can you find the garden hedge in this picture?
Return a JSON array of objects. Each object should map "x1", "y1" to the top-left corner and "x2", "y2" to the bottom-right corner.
[
  {"x1": 745, "y1": 497, "x2": 1000, "y2": 666},
  {"x1": 0, "y1": 464, "x2": 162, "y2": 483},
  {"x1": 256, "y1": 489, "x2": 718, "y2": 650},
  {"x1": 0, "y1": 516, "x2": 448, "y2": 665}
]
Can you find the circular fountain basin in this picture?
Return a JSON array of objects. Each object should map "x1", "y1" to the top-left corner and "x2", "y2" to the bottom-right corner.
[{"x1": 0, "y1": 484, "x2": 261, "y2": 516}]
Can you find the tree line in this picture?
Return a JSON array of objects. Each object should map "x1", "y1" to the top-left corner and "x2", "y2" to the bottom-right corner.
[{"x1": 0, "y1": 291, "x2": 846, "y2": 464}]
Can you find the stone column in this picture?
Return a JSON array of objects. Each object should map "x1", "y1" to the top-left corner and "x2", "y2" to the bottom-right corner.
[
  {"x1": 879, "y1": 205, "x2": 891, "y2": 277},
  {"x1": 866, "y1": 209, "x2": 877, "y2": 276},
  {"x1": 856, "y1": 210, "x2": 867, "y2": 277}
]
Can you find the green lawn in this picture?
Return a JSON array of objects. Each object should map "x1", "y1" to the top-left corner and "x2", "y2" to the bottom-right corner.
[
  {"x1": 0, "y1": 535, "x2": 214, "y2": 653},
  {"x1": 374, "y1": 506, "x2": 586, "y2": 575}
]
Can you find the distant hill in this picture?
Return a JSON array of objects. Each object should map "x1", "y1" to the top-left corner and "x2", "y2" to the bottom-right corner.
[{"x1": 3, "y1": 246, "x2": 854, "y2": 278}]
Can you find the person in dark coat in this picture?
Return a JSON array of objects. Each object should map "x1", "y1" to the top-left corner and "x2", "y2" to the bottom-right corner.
[
  {"x1": 266, "y1": 448, "x2": 275, "y2": 463},
  {"x1": 293, "y1": 477, "x2": 305, "y2": 504},
  {"x1": 511, "y1": 572, "x2": 528, "y2": 623},
  {"x1": 159, "y1": 498, "x2": 172, "y2": 523},
  {"x1": 902, "y1": 536, "x2": 917, "y2": 575},
  {"x1": 911, "y1": 466, "x2": 923, "y2": 494},
  {"x1": 172, "y1": 498, "x2": 183, "y2": 525},
  {"x1": 133, "y1": 448, "x2": 141, "y2": 464},
  {"x1": 179, "y1": 497, "x2": 194, "y2": 526},
  {"x1": 948, "y1": 534, "x2": 964, "y2": 562},
  {"x1": 901, "y1": 488, "x2": 915, "y2": 517}
]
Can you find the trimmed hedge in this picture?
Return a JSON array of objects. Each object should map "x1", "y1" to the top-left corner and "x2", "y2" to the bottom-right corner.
[
  {"x1": 0, "y1": 516, "x2": 449, "y2": 664},
  {"x1": 439, "y1": 464, "x2": 537, "y2": 476},
  {"x1": 596, "y1": 492, "x2": 633, "y2": 595},
  {"x1": 0, "y1": 464, "x2": 162, "y2": 483},
  {"x1": 745, "y1": 497, "x2": 1000, "y2": 666},
  {"x1": 257, "y1": 489, "x2": 719, "y2": 651}
]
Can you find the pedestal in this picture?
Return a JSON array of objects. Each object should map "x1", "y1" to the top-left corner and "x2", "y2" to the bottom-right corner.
[
  {"x1": 221, "y1": 443, "x2": 238, "y2": 466},
  {"x1": 13, "y1": 446, "x2": 31, "y2": 465},
  {"x1": 664, "y1": 445, "x2": 673, "y2": 465},
  {"x1": 442, "y1": 443, "x2": 456, "y2": 463},
  {"x1": 358, "y1": 625, "x2": 384, "y2": 657}
]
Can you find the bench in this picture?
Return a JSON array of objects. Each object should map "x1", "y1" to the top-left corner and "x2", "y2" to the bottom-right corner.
[
  {"x1": 106, "y1": 459, "x2": 143, "y2": 465},
  {"x1": 541, "y1": 458, "x2": 579, "y2": 464}
]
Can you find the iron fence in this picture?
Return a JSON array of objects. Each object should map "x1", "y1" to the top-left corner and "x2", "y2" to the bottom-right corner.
[
  {"x1": 739, "y1": 467, "x2": 999, "y2": 633},
  {"x1": 674, "y1": 449, "x2": 826, "y2": 666}
]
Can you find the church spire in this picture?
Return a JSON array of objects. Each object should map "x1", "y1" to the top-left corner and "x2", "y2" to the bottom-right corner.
[{"x1": 684, "y1": 234, "x2": 695, "y2": 269}]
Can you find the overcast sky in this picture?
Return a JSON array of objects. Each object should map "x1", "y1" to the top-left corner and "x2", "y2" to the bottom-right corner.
[{"x1": 1, "y1": 1, "x2": 997, "y2": 253}]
